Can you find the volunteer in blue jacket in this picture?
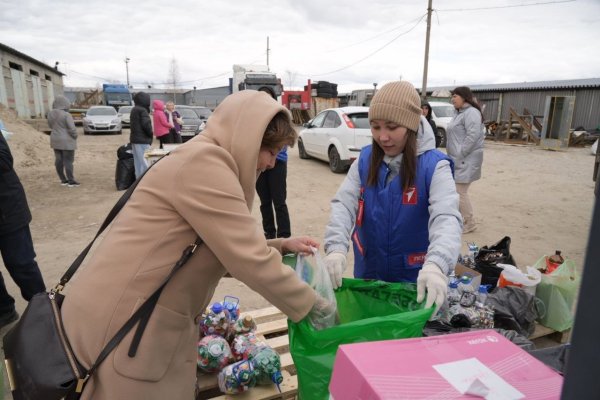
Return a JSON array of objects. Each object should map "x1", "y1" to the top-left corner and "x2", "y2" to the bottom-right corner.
[{"x1": 323, "y1": 81, "x2": 463, "y2": 314}]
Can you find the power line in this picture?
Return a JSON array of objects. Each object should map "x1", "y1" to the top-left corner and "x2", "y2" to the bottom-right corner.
[
  {"x1": 437, "y1": 0, "x2": 575, "y2": 12},
  {"x1": 308, "y1": 13, "x2": 427, "y2": 77}
]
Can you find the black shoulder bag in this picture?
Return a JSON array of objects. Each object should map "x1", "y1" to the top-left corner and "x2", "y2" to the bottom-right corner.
[{"x1": 3, "y1": 156, "x2": 201, "y2": 400}]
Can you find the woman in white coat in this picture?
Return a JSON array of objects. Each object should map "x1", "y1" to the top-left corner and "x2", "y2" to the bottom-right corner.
[{"x1": 446, "y1": 86, "x2": 485, "y2": 233}]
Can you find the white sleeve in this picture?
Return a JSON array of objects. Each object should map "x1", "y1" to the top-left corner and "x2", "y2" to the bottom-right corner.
[
  {"x1": 323, "y1": 155, "x2": 362, "y2": 255},
  {"x1": 425, "y1": 159, "x2": 463, "y2": 275}
]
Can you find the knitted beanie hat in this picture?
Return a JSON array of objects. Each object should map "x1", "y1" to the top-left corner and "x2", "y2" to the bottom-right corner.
[{"x1": 369, "y1": 81, "x2": 421, "y2": 132}]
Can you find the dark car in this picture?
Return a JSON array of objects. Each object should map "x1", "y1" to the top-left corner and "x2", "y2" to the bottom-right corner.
[{"x1": 176, "y1": 105, "x2": 212, "y2": 142}]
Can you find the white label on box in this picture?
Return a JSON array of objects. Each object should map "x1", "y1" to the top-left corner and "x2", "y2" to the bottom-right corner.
[{"x1": 433, "y1": 358, "x2": 524, "y2": 400}]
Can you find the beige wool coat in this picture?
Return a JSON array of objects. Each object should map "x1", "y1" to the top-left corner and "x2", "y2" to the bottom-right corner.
[{"x1": 61, "y1": 91, "x2": 317, "y2": 399}]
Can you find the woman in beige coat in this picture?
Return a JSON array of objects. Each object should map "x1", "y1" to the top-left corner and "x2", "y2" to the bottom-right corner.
[{"x1": 61, "y1": 91, "x2": 328, "y2": 399}]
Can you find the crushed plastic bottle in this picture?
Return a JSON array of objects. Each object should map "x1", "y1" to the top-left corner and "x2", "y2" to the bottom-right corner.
[
  {"x1": 200, "y1": 302, "x2": 231, "y2": 338},
  {"x1": 218, "y1": 359, "x2": 257, "y2": 394},
  {"x1": 477, "y1": 284, "x2": 490, "y2": 306},
  {"x1": 197, "y1": 334, "x2": 234, "y2": 373},
  {"x1": 447, "y1": 281, "x2": 461, "y2": 305}
]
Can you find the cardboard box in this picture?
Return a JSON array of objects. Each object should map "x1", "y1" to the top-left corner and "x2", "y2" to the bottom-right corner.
[
  {"x1": 329, "y1": 330, "x2": 562, "y2": 399},
  {"x1": 454, "y1": 263, "x2": 482, "y2": 291}
]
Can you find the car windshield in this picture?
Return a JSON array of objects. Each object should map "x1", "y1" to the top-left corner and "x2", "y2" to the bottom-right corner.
[
  {"x1": 178, "y1": 108, "x2": 199, "y2": 119},
  {"x1": 194, "y1": 108, "x2": 212, "y2": 119},
  {"x1": 348, "y1": 112, "x2": 370, "y2": 129},
  {"x1": 118, "y1": 106, "x2": 132, "y2": 113},
  {"x1": 432, "y1": 105, "x2": 454, "y2": 118},
  {"x1": 87, "y1": 108, "x2": 116, "y2": 116}
]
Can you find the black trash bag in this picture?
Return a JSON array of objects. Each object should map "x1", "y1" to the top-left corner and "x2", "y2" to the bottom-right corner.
[
  {"x1": 527, "y1": 344, "x2": 570, "y2": 374},
  {"x1": 474, "y1": 236, "x2": 517, "y2": 288},
  {"x1": 423, "y1": 322, "x2": 535, "y2": 350},
  {"x1": 487, "y1": 286, "x2": 538, "y2": 337},
  {"x1": 117, "y1": 143, "x2": 133, "y2": 160},
  {"x1": 115, "y1": 158, "x2": 135, "y2": 190}
]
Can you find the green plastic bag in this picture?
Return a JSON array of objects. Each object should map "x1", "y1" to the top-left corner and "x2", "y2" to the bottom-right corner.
[
  {"x1": 288, "y1": 278, "x2": 433, "y2": 400},
  {"x1": 535, "y1": 258, "x2": 581, "y2": 332}
]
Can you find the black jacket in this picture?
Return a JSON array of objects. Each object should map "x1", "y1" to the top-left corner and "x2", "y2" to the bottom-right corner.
[
  {"x1": 0, "y1": 133, "x2": 32, "y2": 235},
  {"x1": 129, "y1": 92, "x2": 154, "y2": 145}
]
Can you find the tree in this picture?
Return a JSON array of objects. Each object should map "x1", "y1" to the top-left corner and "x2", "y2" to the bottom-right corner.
[{"x1": 167, "y1": 57, "x2": 181, "y2": 102}]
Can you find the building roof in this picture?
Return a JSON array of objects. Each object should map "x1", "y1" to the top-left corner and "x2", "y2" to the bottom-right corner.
[
  {"x1": 425, "y1": 78, "x2": 600, "y2": 93},
  {"x1": 0, "y1": 42, "x2": 65, "y2": 76}
]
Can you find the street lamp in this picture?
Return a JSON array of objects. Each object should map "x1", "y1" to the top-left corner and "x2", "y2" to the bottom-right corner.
[
  {"x1": 373, "y1": 82, "x2": 378, "y2": 95},
  {"x1": 193, "y1": 86, "x2": 196, "y2": 104},
  {"x1": 125, "y1": 57, "x2": 130, "y2": 88}
]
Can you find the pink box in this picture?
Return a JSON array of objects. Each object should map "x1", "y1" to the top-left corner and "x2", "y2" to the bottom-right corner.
[{"x1": 330, "y1": 330, "x2": 562, "y2": 399}]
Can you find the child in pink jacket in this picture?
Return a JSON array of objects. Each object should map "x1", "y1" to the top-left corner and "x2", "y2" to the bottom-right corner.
[{"x1": 152, "y1": 100, "x2": 174, "y2": 148}]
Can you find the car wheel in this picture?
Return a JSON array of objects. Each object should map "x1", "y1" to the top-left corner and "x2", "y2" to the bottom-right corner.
[
  {"x1": 298, "y1": 139, "x2": 310, "y2": 159},
  {"x1": 328, "y1": 146, "x2": 345, "y2": 173},
  {"x1": 438, "y1": 128, "x2": 447, "y2": 148}
]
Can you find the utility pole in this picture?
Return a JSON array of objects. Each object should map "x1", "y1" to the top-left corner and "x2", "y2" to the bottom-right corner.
[
  {"x1": 125, "y1": 57, "x2": 130, "y2": 88},
  {"x1": 421, "y1": 0, "x2": 433, "y2": 100},
  {"x1": 266, "y1": 36, "x2": 270, "y2": 71}
]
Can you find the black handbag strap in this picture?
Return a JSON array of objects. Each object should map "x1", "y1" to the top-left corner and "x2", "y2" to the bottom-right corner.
[
  {"x1": 85, "y1": 236, "x2": 203, "y2": 379},
  {"x1": 59, "y1": 153, "x2": 161, "y2": 287}
]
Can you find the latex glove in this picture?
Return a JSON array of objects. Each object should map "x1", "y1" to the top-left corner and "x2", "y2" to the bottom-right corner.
[
  {"x1": 323, "y1": 252, "x2": 346, "y2": 289},
  {"x1": 416, "y1": 262, "x2": 448, "y2": 316},
  {"x1": 307, "y1": 295, "x2": 338, "y2": 330}
]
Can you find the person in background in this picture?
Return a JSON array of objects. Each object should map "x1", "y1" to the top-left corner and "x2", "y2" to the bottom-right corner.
[
  {"x1": 164, "y1": 101, "x2": 183, "y2": 144},
  {"x1": 0, "y1": 132, "x2": 46, "y2": 329},
  {"x1": 47, "y1": 95, "x2": 79, "y2": 187},
  {"x1": 61, "y1": 91, "x2": 335, "y2": 399},
  {"x1": 446, "y1": 86, "x2": 485, "y2": 234},
  {"x1": 129, "y1": 92, "x2": 154, "y2": 179},
  {"x1": 322, "y1": 81, "x2": 462, "y2": 315},
  {"x1": 152, "y1": 99, "x2": 174, "y2": 149},
  {"x1": 421, "y1": 101, "x2": 440, "y2": 148},
  {"x1": 256, "y1": 147, "x2": 291, "y2": 239}
]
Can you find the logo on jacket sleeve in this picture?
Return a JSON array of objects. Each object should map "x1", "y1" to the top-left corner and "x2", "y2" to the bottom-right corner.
[{"x1": 402, "y1": 186, "x2": 418, "y2": 205}]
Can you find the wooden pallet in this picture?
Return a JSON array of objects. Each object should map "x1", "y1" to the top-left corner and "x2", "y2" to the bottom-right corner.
[
  {"x1": 196, "y1": 306, "x2": 296, "y2": 400},
  {"x1": 530, "y1": 322, "x2": 571, "y2": 344}
]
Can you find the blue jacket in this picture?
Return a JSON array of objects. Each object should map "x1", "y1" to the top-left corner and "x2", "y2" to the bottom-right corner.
[{"x1": 352, "y1": 145, "x2": 453, "y2": 282}]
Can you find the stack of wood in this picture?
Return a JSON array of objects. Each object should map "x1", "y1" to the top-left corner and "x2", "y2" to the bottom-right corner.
[{"x1": 291, "y1": 109, "x2": 311, "y2": 125}]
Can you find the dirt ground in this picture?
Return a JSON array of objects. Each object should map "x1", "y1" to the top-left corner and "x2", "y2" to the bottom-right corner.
[{"x1": 0, "y1": 105, "x2": 596, "y2": 391}]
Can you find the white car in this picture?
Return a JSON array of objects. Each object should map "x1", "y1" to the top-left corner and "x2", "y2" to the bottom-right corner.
[
  {"x1": 298, "y1": 107, "x2": 371, "y2": 173},
  {"x1": 117, "y1": 105, "x2": 133, "y2": 127},
  {"x1": 429, "y1": 101, "x2": 455, "y2": 147},
  {"x1": 83, "y1": 106, "x2": 122, "y2": 135}
]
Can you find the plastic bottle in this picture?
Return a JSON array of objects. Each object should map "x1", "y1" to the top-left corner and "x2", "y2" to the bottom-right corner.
[
  {"x1": 249, "y1": 345, "x2": 283, "y2": 387},
  {"x1": 200, "y1": 302, "x2": 231, "y2": 338},
  {"x1": 218, "y1": 359, "x2": 257, "y2": 394},
  {"x1": 232, "y1": 315, "x2": 257, "y2": 335},
  {"x1": 197, "y1": 334, "x2": 234, "y2": 373},
  {"x1": 223, "y1": 295, "x2": 240, "y2": 322},
  {"x1": 447, "y1": 281, "x2": 461, "y2": 305},
  {"x1": 231, "y1": 332, "x2": 263, "y2": 361},
  {"x1": 477, "y1": 284, "x2": 489, "y2": 306}
]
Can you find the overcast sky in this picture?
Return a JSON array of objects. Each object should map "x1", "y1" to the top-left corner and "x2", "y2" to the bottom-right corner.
[{"x1": 1, "y1": 0, "x2": 599, "y2": 93}]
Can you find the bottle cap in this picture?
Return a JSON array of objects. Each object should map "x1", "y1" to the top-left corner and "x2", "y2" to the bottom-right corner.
[
  {"x1": 243, "y1": 315, "x2": 254, "y2": 327},
  {"x1": 271, "y1": 370, "x2": 283, "y2": 385},
  {"x1": 211, "y1": 302, "x2": 224, "y2": 313},
  {"x1": 478, "y1": 285, "x2": 488, "y2": 294},
  {"x1": 449, "y1": 282, "x2": 459, "y2": 289}
]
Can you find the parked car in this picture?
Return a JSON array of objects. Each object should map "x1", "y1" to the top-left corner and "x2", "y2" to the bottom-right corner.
[
  {"x1": 117, "y1": 105, "x2": 133, "y2": 127},
  {"x1": 429, "y1": 101, "x2": 455, "y2": 147},
  {"x1": 82, "y1": 106, "x2": 122, "y2": 135},
  {"x1": 298, "y1": 106, "x2": 371, "y2": 173},
  {"x1": 176, "y1": 105, "x2": 212, "y2": 142}
]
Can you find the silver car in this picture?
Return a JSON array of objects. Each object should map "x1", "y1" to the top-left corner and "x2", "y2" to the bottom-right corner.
[
  {"x1": 83, "y1": 106, "x2": 122, "y2": 135},
  {"x1": 117, "y1": 105, "x2": 133, "y2": 127},
  {"x1": 298, "y1": 107, "x2": 371, "y2": 173}
]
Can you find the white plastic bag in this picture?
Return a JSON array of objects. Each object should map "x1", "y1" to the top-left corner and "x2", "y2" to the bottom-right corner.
[
  {"x1": 296, "y1": 248, "x2": 338, "y2": 329},
  {"x1": 497, "y1": 264, "x2": 542, "y2": 295}
]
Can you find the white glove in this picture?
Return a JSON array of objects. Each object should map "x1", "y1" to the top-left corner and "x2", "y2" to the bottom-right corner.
[
  {"x1": 416, "y1": 262, "x2": 448, "y2": 316},
  {"x1": 323, "y1": 252, "x2": 346, "y2": 289}
]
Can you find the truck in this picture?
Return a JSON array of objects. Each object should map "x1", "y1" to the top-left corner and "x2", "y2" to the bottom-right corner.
[
  {"x1": 347, "y1": 89, "x2": 376, "y2": 107},
  {"x1": 230, "y1": 65, "x2": 283, "y2": 99},
  {"x1": 102, "y1": 84, "x2": 132, "y2": 109}
]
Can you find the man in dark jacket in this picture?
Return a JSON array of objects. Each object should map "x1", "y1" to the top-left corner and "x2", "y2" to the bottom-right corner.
[
  {"x1": 129, "y1": 92, "x2": 154, "y2": 178},
  {"x1": 0, "y1": 131, "x2": 46, "y2": 329}
]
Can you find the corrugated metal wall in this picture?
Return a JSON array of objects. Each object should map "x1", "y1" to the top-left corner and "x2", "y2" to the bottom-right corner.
[{"x1": 475, "y1": 89, "x2": 599, "y2": 130}]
